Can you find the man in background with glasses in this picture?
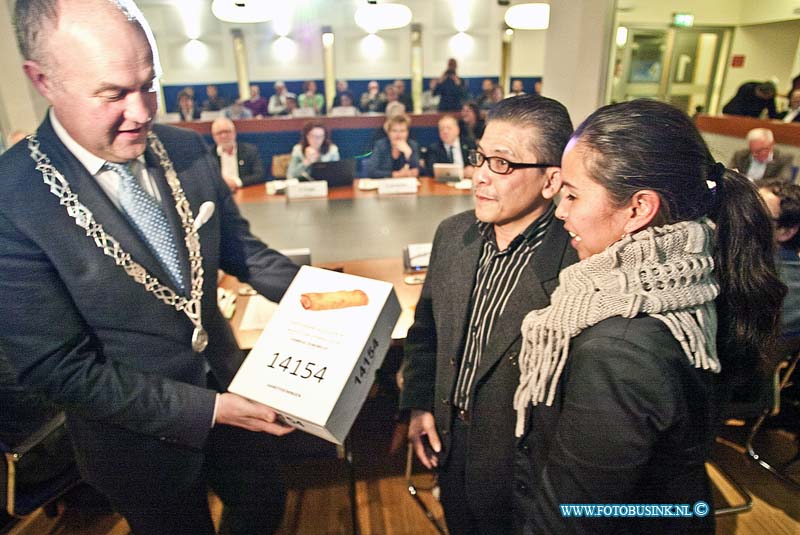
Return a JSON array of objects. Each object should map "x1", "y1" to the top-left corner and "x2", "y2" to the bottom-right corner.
[{"x1": 400, "y1": 94, "x2": 577, "y2": 534}]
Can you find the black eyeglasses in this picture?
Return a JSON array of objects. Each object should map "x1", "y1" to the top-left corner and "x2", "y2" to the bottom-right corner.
[{"x1": 468, "y1": 150, "x2": 559, "y2": 175}]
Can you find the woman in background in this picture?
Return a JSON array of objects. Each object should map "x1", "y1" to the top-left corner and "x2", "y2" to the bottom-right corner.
[
  {"x1": 459, "y1": 101, "x2": 485, "y2": 141},
  {"x1": 513, "y1": 99, "x2": 785, "y2": 534},
  {"x1": 287, "y1": 121, "x2": 340, "y2": 180},
  {"x1": 365, "y1": 114, "x2": 420, "y2": 178}
]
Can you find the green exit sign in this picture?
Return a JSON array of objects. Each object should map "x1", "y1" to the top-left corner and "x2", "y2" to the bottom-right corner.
[{"x1": 672, "y1": 13, "x2": 694, "y2": 27}]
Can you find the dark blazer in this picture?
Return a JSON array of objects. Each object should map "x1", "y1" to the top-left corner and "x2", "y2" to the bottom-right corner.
[
  {"x1": 729, "y1": 148, "x2": 794, "y2": 183},
  {"x1": 722, "y1": 82, "x2": 777, "y2": 119},
  {"x1": 213, "y1": 141, "x2": 267, "y2": 186},
  {"x1": 364, "y1": 137, "x2": 421, "y2": 178},
  {"x1": 514, "y1": 315, "x2": 720, "y2": 534},
  {"x1": 423, "y1": 137, "x2": 476, "y2": 177},
  {"x1": 0, "y1": 118, "x2": 299, "y2": 489},
  {"x1": 400, "y1": 210, "x2": 577, "y2": 523}
]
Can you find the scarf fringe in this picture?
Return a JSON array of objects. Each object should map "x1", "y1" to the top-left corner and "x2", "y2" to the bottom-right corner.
[{"x1": 514, "y1": 219, "x2": 720, "y2": 437}]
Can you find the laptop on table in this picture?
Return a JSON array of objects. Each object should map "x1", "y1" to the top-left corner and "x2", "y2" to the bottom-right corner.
[
  {"x1": 433, "y1": 163, "x2": 464, "y2": 183},
  {"x1": 309, "y1": 159, "x2": 357, "y2": 187}
]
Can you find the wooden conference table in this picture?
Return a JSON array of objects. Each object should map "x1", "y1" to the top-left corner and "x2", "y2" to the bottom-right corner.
[{"x1": 224, "y1": 178, "x2": 474, "y2": 348}]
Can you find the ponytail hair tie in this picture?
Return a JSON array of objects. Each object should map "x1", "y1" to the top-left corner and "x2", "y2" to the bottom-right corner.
[
  {"x1": 708, "y1": 162, "x2": 725, "y2": 184},
  {"x1": 706, "y1": 162, "x2": 725, "y2": 212}
]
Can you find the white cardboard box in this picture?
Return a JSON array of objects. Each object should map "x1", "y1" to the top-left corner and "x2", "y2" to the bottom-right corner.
[{"x1": 228, "y1": 266, "x2": 401, "y2": 444}]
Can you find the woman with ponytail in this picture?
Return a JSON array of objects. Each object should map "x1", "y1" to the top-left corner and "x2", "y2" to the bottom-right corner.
[{"x1": 512, "y1": 99, "x2": 786, "y2": 534}]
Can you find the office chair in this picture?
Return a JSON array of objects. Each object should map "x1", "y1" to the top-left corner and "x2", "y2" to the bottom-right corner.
[
  {"x1": 270, "y1": 153, "x2": 292, "y2": 180},
  {"x1": 0, "y1": 412, "x2": 81, "y2": 519},
  {"x1": 712, "y1": 338, "x2": 800, "y2": 515}
]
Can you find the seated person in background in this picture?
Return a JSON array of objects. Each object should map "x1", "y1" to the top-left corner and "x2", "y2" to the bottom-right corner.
[
  {"x1": 423, "y1": 115, "x2": 476, "y2": 179},
  {"x1": 459, "y1": 101, "x2": 485, "y2": 141},
  {"x1": 729, "y1": 127, "x2": 794, "y2": 183},
  {"x1": 394, "y1": 79, "x2": 413, "y2": 112},
  {"x1": 332, "y1": 80, "x2": 350, "y2": 107},
  {"x1": 758, "y1": 180, "x2": 800, "y2": 337},
  {"x1": 365, "y1": 114, "x2": 420, "y2": 178},
  {"x1": 244, "y1": 83, "x2": 269, "y2": 118},
  {"x1": 489, "y1": 85, "x2": 505, "y2": 108},
  {"x1": 223, "y1": 99, "x2": 254, "y2": 120},
  {"x1": 368, "y1": 101, "x2": 406, "y2": 146},
  {"x1": 298, "y1": 80, "x2": 324, "y2": 116},
  {"x1": 287, "y1": 121, "x2": 340, "y2": 180},
  {"x1": 421, "y1": 78, "x2": 440, "y2": 112},
  {"x1": 360, "y1": 80, "x2": 384, "y2": 113},
  {"x1": 201, "y1": 84, "x2": 226, "y2": 111},
  {"x1": 284, "y1": 92, "x2": 299, "y2": 116},
  {"x1": 379, "y1": 84, "x2": 401, "y2": 113},
  {"x1": 268, "y1": 81, "x2": 289, "y2": 116},
  {"x1": 211, "y1": 118, "x2": 266, "y2": 191},
  {"x1": 507, "y1": 79, "x2": 525, "y2": 97},
  {"x1": 780, "y1": 89, "x2": 800, "y2": 123},
  {"x1": 475, "y1": 78, "x2": 495, "y2": 110},
  {"x1": 177, "y1": 89, "x2": 201, "y2": 121},
  {"x1": 722, "y1": 80, "x2": 778, "y2": 119},
  {"x1": 330, "y1": 92, "x2": 358, "y2": 116}
]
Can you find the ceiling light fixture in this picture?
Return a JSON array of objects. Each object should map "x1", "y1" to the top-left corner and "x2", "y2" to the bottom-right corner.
[
  {"x1": 354, "y1": 2, "x2": 413, "y2": 34},
  {"x1": 504, "y1": 3, "x2": 550, "y2": 30},
  {"x1": 211, "y1": 0, "x2": 275, "y2": 24}
]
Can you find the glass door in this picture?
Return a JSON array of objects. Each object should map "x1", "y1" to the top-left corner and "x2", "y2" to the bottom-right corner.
[{"x1": 609, "y1": 26, "x2": 731, "y2": 115}]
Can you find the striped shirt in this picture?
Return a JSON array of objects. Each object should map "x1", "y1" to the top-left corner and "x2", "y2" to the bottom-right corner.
[{"x1": 453, "y1": 204, "x2": 555, "y2": 411}]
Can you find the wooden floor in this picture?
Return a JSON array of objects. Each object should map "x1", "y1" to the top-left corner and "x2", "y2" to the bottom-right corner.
[{"x1": 5, "y1": 387, "x2": 799, "y2": 535}]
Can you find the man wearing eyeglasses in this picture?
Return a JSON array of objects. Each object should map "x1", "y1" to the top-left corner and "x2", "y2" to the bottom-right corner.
[
  {"x1": 211, "y1": 117, "x2": 266, "y2": 192},
  {"x1": 400, "y1": 94, "x2": 578, "y2": 534}
]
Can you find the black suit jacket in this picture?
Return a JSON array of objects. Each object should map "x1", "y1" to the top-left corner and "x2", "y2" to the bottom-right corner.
[
  {"x1": 213, "y1": 142, "x2": 266, "y2": 186},
  {"x1": 514, "y1": 315, "x2": 720, "y2": 534},
  {"x1": 722, "y1": 81, "x2": 777, "y2": 119},
  {"x1": 0, "y1": 118, "x2": 298, "y2": 478},
  {"x1": 423, "y1": 137, "x2": 476, "y2": 176},
  {"x1": 400, "y1": 210, "x2": 577, "y2": 520}
]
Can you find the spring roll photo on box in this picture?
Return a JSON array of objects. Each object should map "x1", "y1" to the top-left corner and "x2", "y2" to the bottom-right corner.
[{"x1": 228, "y1": 266, "x2": 401, "y2": 444}]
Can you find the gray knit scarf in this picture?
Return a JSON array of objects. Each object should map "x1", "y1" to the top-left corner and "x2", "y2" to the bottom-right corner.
[{"x1": 513, "y1": 218, "x2": 721, "y2": 437}]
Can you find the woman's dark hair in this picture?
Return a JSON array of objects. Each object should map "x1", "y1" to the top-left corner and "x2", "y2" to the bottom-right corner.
[
  {"x1": 299, "y1": 121, "x2": 331, "y2": 155},
  {"x1": 572, "y1": 99, "x2": 786, "y2": 375},
  {"x1": 462, "y1": 101, "x2": 480, "y2": 124}
]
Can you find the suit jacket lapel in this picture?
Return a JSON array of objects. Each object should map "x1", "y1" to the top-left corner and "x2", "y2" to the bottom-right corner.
[
  {"x1": 37, "y1": 118, "x2": 177, "y2": 288},
  {"x1": 474, "y1": 218, "x2": 572, "y2": 382},
  {"x1": 439, "y1": 221, "x2": 483, "y2": 361}
]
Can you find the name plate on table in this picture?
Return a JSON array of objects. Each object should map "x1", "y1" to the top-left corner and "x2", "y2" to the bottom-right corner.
[
  {"x1": 228, "y1": 266, "x2": 401, "y2": 444},
  {"x1": 377, "y1": 178, "x2": 419, "y2": 195},
  {"x1": 287, "y1": 180, "x2": 328, "y2": 199}
]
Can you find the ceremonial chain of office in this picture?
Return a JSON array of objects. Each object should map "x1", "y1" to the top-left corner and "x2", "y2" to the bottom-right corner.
[{"x1": 27, "y1": 132, "x2": 209, "y2": 353}]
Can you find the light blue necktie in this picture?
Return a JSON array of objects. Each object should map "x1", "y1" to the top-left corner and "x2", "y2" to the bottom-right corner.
[{"x1": 104, "y1": 161, "x2": 184, "y2": 290}]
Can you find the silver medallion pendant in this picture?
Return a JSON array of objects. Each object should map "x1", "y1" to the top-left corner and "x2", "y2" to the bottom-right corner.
[{"x1": 192, "y1": 326, "x2": 209, "y2": 353}]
